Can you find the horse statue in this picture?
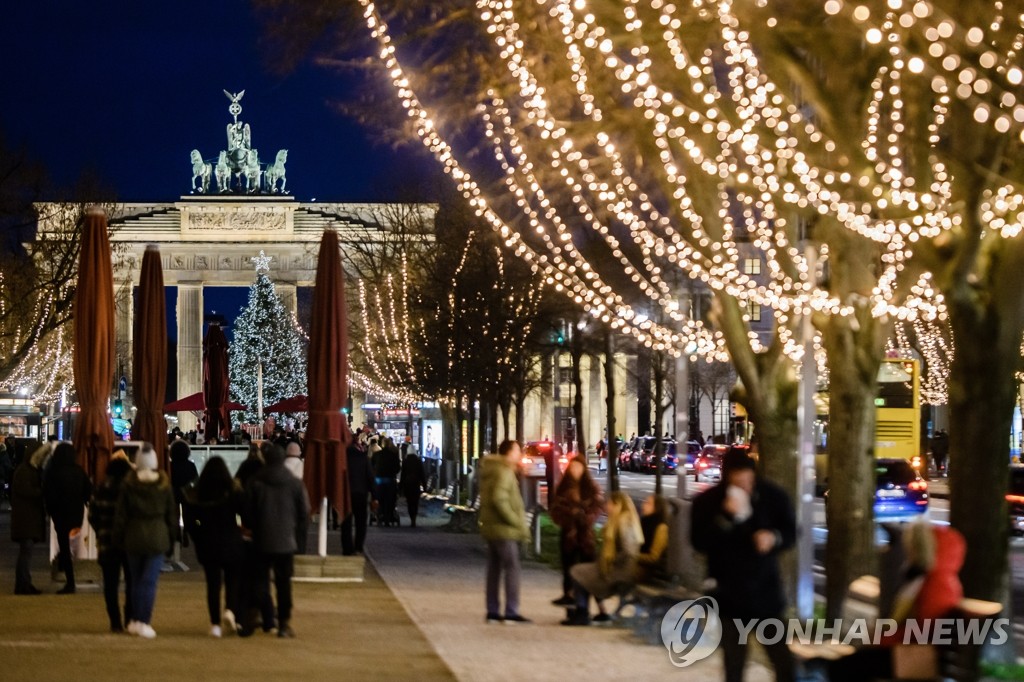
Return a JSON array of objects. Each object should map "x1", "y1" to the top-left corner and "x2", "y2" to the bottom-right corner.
[
  {"x1": 190, "y1": 150, "x2": 211, "y2": 193},
  {"x1": 244, "y1": 149, "x2": 262, "y2": 193},
  {"x1": 215, "y1": 151, "x2": 232, "y2": 193},
  {"x1": 265, "y1": 149, "x2": 288, "y2": 193}
]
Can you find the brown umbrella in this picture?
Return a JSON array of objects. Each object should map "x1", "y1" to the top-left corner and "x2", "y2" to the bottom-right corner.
[
  {"x1": 132, "y1": 245, "x2": 168, "y2": 469},
  {"x1": 304, "y1": 230, "x2": 351, "y2": 520},
  {"x1": 73, "y1": 210, "x2": 116, "y2": 483},
  {"x1": 203, "y1": 323, "x2": 231, "y2": 442}
]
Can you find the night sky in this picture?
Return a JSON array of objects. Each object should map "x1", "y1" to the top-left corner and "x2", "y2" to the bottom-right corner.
[
  {"x1": 0, "y1": 1, "x2": 431, "y2": 202},
  {"x1": 1, "y1": 1, "x2": 437, "y2": 358}
]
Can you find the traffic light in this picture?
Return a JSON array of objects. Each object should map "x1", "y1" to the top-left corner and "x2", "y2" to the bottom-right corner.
[{"x1": 113, "y1": 399, "x2": 124, "y2": 416}]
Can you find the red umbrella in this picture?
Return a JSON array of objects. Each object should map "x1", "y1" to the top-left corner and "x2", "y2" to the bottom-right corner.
[
  {"x1": 304, "y1": 230, "x2": 351, "y2": 520},
  {"x1": 133, "y1": 245, "x2": 168, "y2": 469},
  {"x1": 265, "y1": 394, "x2": 309, "y2": 413},
  {"x1": 163, "y1": 392, "x2": 247, "y2": 412},
  {"x1": 203, "y1": 324, "x2": 231, "y2": 441},
  {"x1": 73, "y1": 211, "x2": 116, "y2": 483}
]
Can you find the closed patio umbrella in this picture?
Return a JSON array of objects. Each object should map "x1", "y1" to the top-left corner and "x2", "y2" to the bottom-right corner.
[
  {"x1": 133, "y1": 245, "x2": 168, "y2": 469},
  {"x1": 73, "y1": 210, "x2": 116, "y2": 483},
  {"x1": 203, "y1": 323, "x2": 231, "y2": 441},
  {"x1": 304, "y1": 230, "x2": 351, "y2": 553}
]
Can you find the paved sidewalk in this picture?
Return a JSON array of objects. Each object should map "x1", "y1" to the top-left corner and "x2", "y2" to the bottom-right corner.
[
  {"x1": 365, "y1": 502, "x2": 772, "y2": 682},
  {"x1": 0, "y1": 511, "x2": 452, "y2": 682}
]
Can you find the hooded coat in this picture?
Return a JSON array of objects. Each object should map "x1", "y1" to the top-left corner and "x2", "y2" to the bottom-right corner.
[
  {"x1": 10, "y1": 459, "x2": 45, "y2": 542},
  {"x1": 113, "y1": 470, "x2": 176, "y2": 556},
  {"x1": 245, "y1": 455, "x2": 311, "y2": 554},
  {"x1": 478, "y1": 455, "x2": 528, "y2": 542}
]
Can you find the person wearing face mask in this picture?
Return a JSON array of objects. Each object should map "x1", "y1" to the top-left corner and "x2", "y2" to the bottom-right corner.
[{"x1": 691, "y1": 447, "x2": 797, "y2": 682}]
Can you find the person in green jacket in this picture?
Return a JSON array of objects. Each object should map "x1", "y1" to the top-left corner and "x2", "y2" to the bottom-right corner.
[
  {"x1": 478, "y1": 439, "x2": 530, "y2": 624},
  {"x1": 113, "y1": 444, "x2": 176, "y2": 640}
]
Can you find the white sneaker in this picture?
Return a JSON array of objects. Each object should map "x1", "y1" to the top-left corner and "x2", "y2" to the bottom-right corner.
[
  {"x1": 138, "y1": 624, "x2": 157, "y2": 639},
  {"x1": 210, "y1": 625, "x2": 222, "y2": 638},
  {"x1": 222, "y1": 610, "x2": 237, "y2": 633},
  {"x1": 127, "y1": 621, "x2": 140, "y2": 636}
]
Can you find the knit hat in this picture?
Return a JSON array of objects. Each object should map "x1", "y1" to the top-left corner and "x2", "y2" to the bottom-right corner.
[{"x1": 136, "y1": 446, "x2": 158, "y2": 472}]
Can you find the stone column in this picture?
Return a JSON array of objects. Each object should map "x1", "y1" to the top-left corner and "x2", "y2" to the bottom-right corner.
[
  {"x1": 277, "y1": 282, "x2": 297, "y2": 317},
  {"x1": 114, "y1": 279, "x2": 134, "y2": 402},
  {"x1": 176, "y1": 284, "x2": 204, "y2": 431}
]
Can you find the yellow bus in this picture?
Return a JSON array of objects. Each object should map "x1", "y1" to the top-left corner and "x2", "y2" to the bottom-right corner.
[{"x1": 813, "y1": 357, "x2": 922, "y2": 491}]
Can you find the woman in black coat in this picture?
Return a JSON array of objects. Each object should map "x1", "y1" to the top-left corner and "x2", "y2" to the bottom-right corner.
[
  {"x1": 400, "y1": 450, "x2": 426, "y2": 528},
  {"x1": 42, "y1": 442, "x2": 92, "y2": 594},
  {"x1": 185, "y1": 456, "x2": 245, "y2": 637},
  {"x1": 10, "y1": 445, "x2": 48, "y2": 594}
]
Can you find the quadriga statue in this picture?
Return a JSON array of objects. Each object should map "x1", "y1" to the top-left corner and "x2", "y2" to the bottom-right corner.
[
  {"x1": 265, "y1": 149, "x2": 288, "y2": 193},
  {"x1": 190, "y1": 150, "x2": 211, "y2": 193}
]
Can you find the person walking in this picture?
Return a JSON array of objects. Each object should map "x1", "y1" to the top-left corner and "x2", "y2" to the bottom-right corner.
[
  {"x1": 234, "y1": 445, "x2": 277, "y2": 634},
  {"x1": 549, "y1": 456, "x2": 603, "y2": 607},
  {"x1": 283, "y1": 440, "x2": 304, "y2": 480},
  {"x1": 113, "y1": 443, "x2": 176, "y2": 639},
  {"x1": 184, "y1": 456, "x2": 245, "y2": 637},
  {"x1": 169, "y1": 440, "x2": 199, "y2": 547},
  {"x1": 400, "y1": 446, "x2": 426, "y2": 528},
  {"x1": 342, "y1": 442, "x2": 376, "y2": 554},
  {"x1": 241, "y1": 442, "x2": 310, "y2": 638},
  {"x1": 10, "y1": 444, "x2": 48, "y2": 595},
  {"x1": 88, "y1": 454, "x2": 134, "y2": 632},
  {"x1": 561, "y1": 491, "x2": 642, "y2": 626},
  {"x1": 373, "y1": 437, "x2": 402, "y2": 526},
  {"x1": 691, "y1": 447, "x2": 796, "y2": 682},
  {"x1": 478, "y1": 439, "x2": 530, "y2": 624},
  {"x1": 42, "y1": 442, "x2": 92, "y2": 594}
]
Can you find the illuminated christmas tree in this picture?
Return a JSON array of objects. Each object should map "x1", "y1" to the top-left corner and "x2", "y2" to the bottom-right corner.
[{"x1": 229, "y1": 261, "x2": 307, "y2": 424}]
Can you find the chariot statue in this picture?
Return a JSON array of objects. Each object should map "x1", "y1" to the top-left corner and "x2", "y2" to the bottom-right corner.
[{"x1": 189, "y1": 90, "x2": 291, "y2": 194}]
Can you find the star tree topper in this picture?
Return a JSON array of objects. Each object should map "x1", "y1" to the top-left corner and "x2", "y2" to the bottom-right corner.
[{"x1": 252, "y1": 250, "x2": 272, "y2": 274}]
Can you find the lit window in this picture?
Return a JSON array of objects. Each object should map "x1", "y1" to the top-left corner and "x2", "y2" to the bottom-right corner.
[
  {"x1": 743, "y1": 258, "x2": 761, "y2": 275},
  {"x1": 746, "y1": 302, "x2": 762, "y2": 322}
]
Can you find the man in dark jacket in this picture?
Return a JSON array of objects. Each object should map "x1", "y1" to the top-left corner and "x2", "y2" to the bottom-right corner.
[
  {"x1": 691, "y1": 448, "x2": 796, "y2": 682},
  {"x1": 342, "y1": 443, "x2": 376, "y2": 555},
  {"x1": 372, "y1": 438, "x2": 402, "y2": 525},
  {"x1": 169, "y1": 440, "x2": 199, "y2": 547},
  {"x1": 242, "y1": 442, "x2": 310, "y2": 638},
  {"x1": 43, "y1": 443, "x2": 92, "y2": 594}
]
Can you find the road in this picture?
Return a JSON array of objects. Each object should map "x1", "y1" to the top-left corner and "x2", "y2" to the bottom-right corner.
[{"x1": 611, "y1": 468, "x2": 1024, "y2": 646}]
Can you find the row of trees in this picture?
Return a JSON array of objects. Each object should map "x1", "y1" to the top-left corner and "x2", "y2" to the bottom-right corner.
[{"x1": 255, "y1": 1, "x2": 1024, "y2": 629}]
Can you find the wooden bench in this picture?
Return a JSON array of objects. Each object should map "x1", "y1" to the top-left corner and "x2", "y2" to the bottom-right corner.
[{"x1": 445, "y1": 495, "x2": 481, "y2": 533}]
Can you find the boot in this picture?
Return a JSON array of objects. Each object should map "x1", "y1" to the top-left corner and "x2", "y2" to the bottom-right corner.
[
  {"x1": 560, "y1": 608, "x2": 590, "y2": 626},
  {"x1": 277, "y1": 620, "x2": 295, "y2": 638}
]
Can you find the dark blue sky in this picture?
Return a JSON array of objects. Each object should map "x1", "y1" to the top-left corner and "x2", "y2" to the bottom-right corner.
[{"x1": 0, "y1": 1, "x2": 431, "y2": 202}]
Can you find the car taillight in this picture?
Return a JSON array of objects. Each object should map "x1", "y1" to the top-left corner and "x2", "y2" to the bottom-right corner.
[
  {"x1": 1006, "y1": 494, "x2": 1024, "y2": 504},
  {"x1": 909, "y1": 480, "x2": 927, "y2": 492},
  {"x1": 698, "y1": 460, "x2": 708, "y2": 469}
]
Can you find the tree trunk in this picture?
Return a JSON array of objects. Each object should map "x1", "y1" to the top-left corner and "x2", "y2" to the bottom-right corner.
[
  {"x1": 822, "y1": 310, "x2": 884, "y2": 620},
  {"x1": 514, "y1": 391, "x2": 526, "y2": 444},
  {"x1": 441, "y1": 402, "x2": 460, "y2": 489},
  {"x1": 605, "y1": 329, "x2": 619, "y2": 493},
  {"x1": 571, "y1": 342, "x2": 585, "y2": 456},
  {"x1": 637, "y1": 346, "x2": 651, "y2": 436},
  {"x1": 500, "y1": 398, "x2": 511, "y2": 445},
  {"x1": 487, "y1": 397, "x2": 499, "y2": 453},
  {"x1": 654, "y1": 351, "x2": 665, "y2": 496},
  {"x1": 947, "y1": 300, "x2": 1016, "y2": 604}
]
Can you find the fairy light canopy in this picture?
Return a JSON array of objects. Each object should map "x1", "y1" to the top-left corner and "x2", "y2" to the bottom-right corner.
[{"x1": 355, "y1": 0, "x2": 1022, "y2": 355}]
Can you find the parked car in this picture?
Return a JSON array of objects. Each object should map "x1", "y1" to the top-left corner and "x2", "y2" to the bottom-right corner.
[
  {"x1": 1008, "y1": 465, "x2": 1024, "y2": 535},
  {"x1": 521, "y1": 441, "x2": 563, "y2": 478},
  {"x1": 618, "y1": 438, "x2": 643, "y2": 472},
  {"x1": 694, "y1": 444, "x2": 730, "y2": 482},
  {"x1": 825, "y1": 458, "x2": 929, "y2": 522},
  {"x1": 681, "y1": 440, "x2": 702, "y2": 472},
  {"x1": 638, "y1": 437, "x2": 678, "y2": 474}
]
